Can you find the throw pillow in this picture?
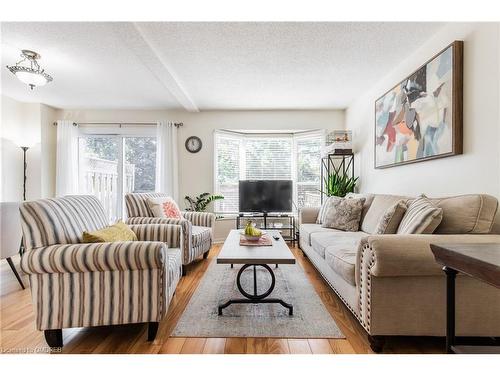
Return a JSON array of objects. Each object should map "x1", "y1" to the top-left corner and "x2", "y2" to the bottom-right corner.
[
  {"x1": 374, "y1": 200, "x2": 408, "y2": 234},
  {"x1": 316, "y1": 196, "x2": 332, "y2": 224},
  {"x1": 321, "y1": 196, "x2": 366, "y2": 232},
  {"x1": 147, "y1": 196, "x2": 183, "y2": 219},
  {"x1": 345, "y1": 192, "x2": 375, "y2": 224},
  {"x1": 82, "y1": 220, "x2": 138, "y2": 243},
  {"x1": 397, "y1": 196, "x2": 443, "y2": 234}
]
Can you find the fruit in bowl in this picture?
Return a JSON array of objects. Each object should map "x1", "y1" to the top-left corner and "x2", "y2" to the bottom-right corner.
[{"x1": 242, "y1": 220, "x2": 265, "y2": 241}]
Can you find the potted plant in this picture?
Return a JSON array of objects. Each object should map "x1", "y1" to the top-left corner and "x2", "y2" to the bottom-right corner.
[
  {"x1": 184, "y1": 193, "x2": 224, "y2": 212},
  {"x1": 323, "y1": 171, "x2": 358, "y2": 197}
]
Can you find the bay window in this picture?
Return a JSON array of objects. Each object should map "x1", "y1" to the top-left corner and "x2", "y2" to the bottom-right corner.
[{"x1": 214, "y1": 130, "x2": 324, "y2": 213}]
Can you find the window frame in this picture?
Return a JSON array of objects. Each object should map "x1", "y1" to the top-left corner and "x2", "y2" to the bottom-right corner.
[
  {"x1": 77, "y1": 125, "x2": 157, "y2": 220},
  {"x1": 293, "y1": 130, "x2": 326, "y2": 209}
]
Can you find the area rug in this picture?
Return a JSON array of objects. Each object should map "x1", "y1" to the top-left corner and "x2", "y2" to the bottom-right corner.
[{"x1": 172, "y1": 260, "x2": 344, "y2": 338}]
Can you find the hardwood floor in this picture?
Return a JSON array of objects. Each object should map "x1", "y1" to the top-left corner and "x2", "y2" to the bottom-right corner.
[{"x1": 0, "y1": 245, "x2": 444, "y2": 354}]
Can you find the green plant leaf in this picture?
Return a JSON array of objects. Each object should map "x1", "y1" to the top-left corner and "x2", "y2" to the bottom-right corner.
[{"x1": 183, "y1": 193, "x2": 225, "y2": 212}]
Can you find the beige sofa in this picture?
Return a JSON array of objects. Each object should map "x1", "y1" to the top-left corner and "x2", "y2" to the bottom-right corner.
[{"x1": 299, "y1": 193, "x2": 500, "y2": 352}]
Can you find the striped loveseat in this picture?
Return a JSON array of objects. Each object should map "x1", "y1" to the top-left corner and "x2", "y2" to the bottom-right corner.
[
  {"x1": 125, "y1": 193, "x2": 215, "y2": 274},
  {"x1": 19, "y1": 195, "x2": 183, "y2": 348}
]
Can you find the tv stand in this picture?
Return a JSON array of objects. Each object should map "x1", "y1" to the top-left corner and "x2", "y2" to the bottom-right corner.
[{"x1": 236, "y1": 212, "x2": 297, "y2": 245}]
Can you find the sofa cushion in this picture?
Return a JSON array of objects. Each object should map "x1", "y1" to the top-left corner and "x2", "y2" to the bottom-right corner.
[
  {"x1": 361, "y1": 194, "x2": 410, "y2": 234},
  {"x1": 346, "y1": 192, "x2": 375, "y2": 224},
  {"x1": 192, "y1": 225, "x2": 212, "y2": 247},
  {"x1": 430, "y1": 194, "x2": 499, "y2": 234},
  {"x1": 321, "y1": 196, "x2": 366, "y2": 231},
  {"x1": 397, "y1": 196, "x2": 443, "y2": 234},
  {"x1": 324, "y1": 242, "x2": 359, "y2": 286},
  {"x1": 310, "y1": 231, "x2": 366, "y2": 259},
  {"x1": 374, "y1": 200, "x2": 408, "y2": 234},
  {"x1": 300, "y1": 223, "x2": 336, "y2": 246}
]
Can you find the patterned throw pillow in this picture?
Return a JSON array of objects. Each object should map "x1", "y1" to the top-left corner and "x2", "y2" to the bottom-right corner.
[
  {"x1": 374, "y1": 200, "x2": 408, "y2": 234},
  {"x1": 82, "y1": 220, "x2": 138, "y2": 243},
  {"x1": 397, "y1": 196, "x2": 443, "y2": 234},
  {"x1": 321, "y1": 196, "x2": 366, "y2": 232},
  {"x1": 147, "y1": 196, "x2": 183, "y2": 219}
]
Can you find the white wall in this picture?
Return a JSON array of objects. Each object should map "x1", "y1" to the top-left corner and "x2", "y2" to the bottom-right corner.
[
  {"x1": 40, "y1": 104, "x2": 58, "y2": 198},
  {"x1": 345, "y1": 23, "x2": 500, "y2": 200},
  {"x1": 55, "y1": 108, "x2": 344, "y2": 205},
  {"x1": 0, "y1": 95, "x2": 43, "y2": 201}
]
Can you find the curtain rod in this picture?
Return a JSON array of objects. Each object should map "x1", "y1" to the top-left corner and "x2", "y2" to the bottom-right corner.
[{"x1": 53, "y1": 122, "x2": 184, "y2": 127}]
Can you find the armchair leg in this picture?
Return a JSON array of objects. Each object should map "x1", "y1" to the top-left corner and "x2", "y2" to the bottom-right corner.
[
  {"x1": 182, "y1": 266, "x2": 187, "y2": 276},
  {"x1": 147, "y1": 322, "x2": 159, "y2": 341},
  {"x1": 203, "y1": 249, "x2": 210, "y2": 259},
  {"x1": 368, "y1": 335, "x2": 386, "y2": 353},
  {"x1": 6, "y1": 257, "x2": 25, "y2": 289},
  {"x1": 44, "y1": 329, "x2": 63, "y2": 348}
]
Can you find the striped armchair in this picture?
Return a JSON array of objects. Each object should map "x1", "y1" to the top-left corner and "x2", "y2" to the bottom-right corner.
[
  {"x1": 19, "y1": 195, "x2": 183, "y2": 348},
  {"x1": 125, "y1": 193, "x2": 215, "y2": 274}
]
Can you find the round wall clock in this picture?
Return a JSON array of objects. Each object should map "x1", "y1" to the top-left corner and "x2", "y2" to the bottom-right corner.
[{"x1": 185, "y1": 136, "x2": 203, "y2": 153}]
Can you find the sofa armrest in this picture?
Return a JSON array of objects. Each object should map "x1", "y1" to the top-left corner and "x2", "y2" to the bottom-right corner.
[
  {"x1": 126, "y1": 216, "x2": 188, "y2": 226},
  {"x1": 299, "y1": 207, "x2": 320, "y2": 224},
  {"x1": 357, "y1": 234, "x2": 500, "y2": 278},
  {"x1": 129, "y1": 224, "x2": 182, "y2": 249},
  {"x1": 182, "y1": 211, "x2": 215, "y2": 228},
  {"x1": 21, "y1": 241, "x2": 167, "y2": 275},
  {"x1": 126, "y1": 217, "x2": 192, "y2": 257}
]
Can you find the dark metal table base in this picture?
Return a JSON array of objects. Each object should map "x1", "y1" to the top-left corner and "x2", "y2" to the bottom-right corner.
[{"x1": 218, "y1": 264, "x2": 293, "y2": 316}]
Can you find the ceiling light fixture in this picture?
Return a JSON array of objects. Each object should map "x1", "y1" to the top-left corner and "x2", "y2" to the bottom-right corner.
[{"x1": 6, "y1": 49, "x2": 53, "y2": 90}]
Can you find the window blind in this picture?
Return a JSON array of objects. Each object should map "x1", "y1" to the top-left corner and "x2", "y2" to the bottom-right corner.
[
  {"x1": 244, "y1": 137, "x2": 292, "y2": 180},
  {"x1": 295, "y1": 133, "x2": 323, "y2": 208}
]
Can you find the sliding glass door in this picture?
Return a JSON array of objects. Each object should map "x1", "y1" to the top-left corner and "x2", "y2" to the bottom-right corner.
[{"x1": 78, "y1": 134, "x2": 156, "y2": 222}]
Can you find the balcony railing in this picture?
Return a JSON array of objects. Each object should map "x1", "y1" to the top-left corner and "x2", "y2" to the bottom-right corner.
[{"x1": 79, "y1": 156, "x2": 135, "y2": 221}]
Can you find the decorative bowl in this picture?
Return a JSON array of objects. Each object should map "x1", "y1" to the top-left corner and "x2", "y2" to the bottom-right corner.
[{"x1": 240, "y1": 230, "x2": 266, "y2": 241}]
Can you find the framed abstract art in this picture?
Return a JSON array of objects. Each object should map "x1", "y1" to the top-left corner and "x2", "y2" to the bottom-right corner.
[{"x1": 374, "y1": 40, "x2": 463, "y2": 168}]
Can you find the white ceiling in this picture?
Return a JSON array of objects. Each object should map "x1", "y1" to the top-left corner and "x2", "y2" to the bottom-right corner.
[{"x1": 1, "y1": 22, "x2": 444, "y2": 111}]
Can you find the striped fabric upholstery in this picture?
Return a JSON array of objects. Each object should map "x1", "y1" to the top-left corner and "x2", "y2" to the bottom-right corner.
[
  {"x1": 192, "y1": 237, "x2": 212, "y2": 262},
  {"x1": 166, "y1": 248, "x2": 182, "y2": 301},
  {"x1": 27, "y1": 268, "x2": 166, "y2": 330},
  {"x1": 20, "y1": 195, "x2": 108, "y2": 250},
  {"x1": 19, "y1": 195, "x2": 177, "y2": 332},
  {"x1": 128, "y1": 224, "x2": 182, "y2": 300},
  {"x1": 125, "y1": 193, "x2": 215, "y2": 265},
  {"x1": 183, "y1": 211, "x2": 215, "y2": 228},
  {"x1": 20, "y1": 241, "x2": 167, "y2": 275},
  {"x1": 125, "y1": 192, "x2": 167, "y2": 218},
  {"x1": 192, "y1": 226, "x2": 212, "y2": 247},
  {"x1": 129, "y1": 224, "x2": 183, "y2": 250},
  {"x1": 397, "y1": 196, "x2": 444, "y2": 234}
]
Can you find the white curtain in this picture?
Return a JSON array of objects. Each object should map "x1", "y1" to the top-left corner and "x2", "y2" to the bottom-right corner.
[
  {"x1": 155, "y1": 121, "x2": 179, "y2": 201},
  {"x1": 55, "y1": 120, "x2": 79, "y2": 197}
]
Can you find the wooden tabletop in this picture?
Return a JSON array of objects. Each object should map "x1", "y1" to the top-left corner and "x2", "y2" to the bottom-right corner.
[
  {"x1": 217, "y1": 230, "x2": 296, "y2": 265},
  {"x1": 430, "y1": 243, "x2": 500, "y2": 289}
]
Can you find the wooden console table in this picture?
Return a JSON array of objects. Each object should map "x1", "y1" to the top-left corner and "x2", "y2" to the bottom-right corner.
[{"x1": 430, "y1": 243, "x2": 500, "y2": 354}]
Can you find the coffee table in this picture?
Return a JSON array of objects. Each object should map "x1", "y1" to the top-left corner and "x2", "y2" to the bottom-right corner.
[{"x1": 216, "y1": 229, "x2": 296, "y2": 315}]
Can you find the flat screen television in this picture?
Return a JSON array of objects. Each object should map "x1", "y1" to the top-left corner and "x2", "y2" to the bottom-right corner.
[{"x1": 239, "y1": 180, "x2": 293, "y2": 213}]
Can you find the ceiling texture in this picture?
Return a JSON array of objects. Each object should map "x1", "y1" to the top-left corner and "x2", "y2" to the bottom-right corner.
[{"x1": 1, "y1": 22, "x2": 444, "y2": 111}]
